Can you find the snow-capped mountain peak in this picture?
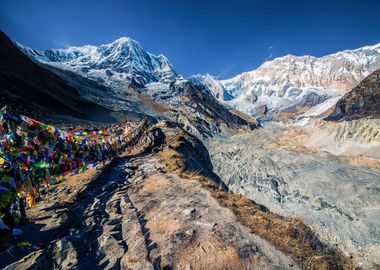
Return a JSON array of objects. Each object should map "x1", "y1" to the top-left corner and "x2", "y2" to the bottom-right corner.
[
  {"x1": 113, "y1": 36, "x2": 135, "y2": 44},
  {"x1": 17, "y1": 37, "x2": 178, "y2": 86},
  {"x1": 189, "y1": 74, "x2": 233, "y2": 101}
]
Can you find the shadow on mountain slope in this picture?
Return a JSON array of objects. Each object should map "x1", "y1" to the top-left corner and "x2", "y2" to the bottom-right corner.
[
  {"x1": 0, "y1": 30, "x2": 118, "y2": 123},
  {"x1": 325, "y1": 68, "x2": 380, "y2": 121}
]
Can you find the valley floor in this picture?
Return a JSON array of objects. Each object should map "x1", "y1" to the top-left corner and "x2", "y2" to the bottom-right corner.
[{"x1": 207, "y1": 122, "x2": 380, "y2": 269}]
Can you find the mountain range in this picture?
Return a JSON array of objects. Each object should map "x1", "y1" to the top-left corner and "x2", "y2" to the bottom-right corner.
[
  {"x1": 191, "y1": 44, "x2": 380, "y2": 120},
  {"x1": 17, "y1": 36, "x2": 380, "y2": 124},
  {"x1": 2, "y1": 31, "x2": 255, "y2": 137}
]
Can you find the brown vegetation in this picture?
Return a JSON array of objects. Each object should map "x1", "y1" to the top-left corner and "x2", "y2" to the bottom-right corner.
[
  {"x1": 276, "y1": 106, "x2": 311, "y2": 122},
  {"x1": 138, "y1": 94, "x2": 171, "y2": 113},
  {"x1": 231, "y1": 109, "x2": 259, "y2": 126}
]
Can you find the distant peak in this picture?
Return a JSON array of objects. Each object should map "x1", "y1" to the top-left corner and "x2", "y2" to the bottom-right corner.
[
  {"x1": 114, "y1": 37, "x2": 132, "y2": 42},
  {"x1": 204, "y1": 73, "x2": 220, "y2": 80},
  {"x1": 158, "y1": 54, "x2": 169, "y2": 61},
  {"x1": 111, "y1": 37, "x2": 140, "y2": 47},
  {"x1": 352, "y1": 42, "x2": 380, "y2": 51}
]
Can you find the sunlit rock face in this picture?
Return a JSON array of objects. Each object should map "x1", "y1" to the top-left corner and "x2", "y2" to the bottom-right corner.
[{"x1": 325, "y1": 68, "x2": 380, "y2": 121}]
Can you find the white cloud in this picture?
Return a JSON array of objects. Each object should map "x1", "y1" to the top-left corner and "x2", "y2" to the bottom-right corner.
[
  {"x1": 217, "y1": 65, "x2": 235, "y2": 79},
  {"x1": 266, "y1": 45, "x2": 274, "y2": 60},
  {"x1": 53, "y1": 39, "x2": 71, "y2": 49}
]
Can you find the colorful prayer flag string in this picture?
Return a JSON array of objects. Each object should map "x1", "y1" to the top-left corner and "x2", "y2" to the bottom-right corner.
[{"x1": 0, "y1": 106, "x2": 148, "y2": 229}]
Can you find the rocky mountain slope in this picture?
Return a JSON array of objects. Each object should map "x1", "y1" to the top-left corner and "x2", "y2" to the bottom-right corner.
[
  {"x1": 0, "y1": 30, "x2": 118, "y2": 123},
  {"x1": 192, "y1": 44, "x2": 380, "y2": 119},
  {"x1": 325, "y1": 68, "x2": 380, "y2": 121},
  {"x1": 16, "y1": 33, "x2": 380, "y2": 124},
  {"x1": 16, "y1": 34, "x2": 257, "y2": 137},
  {"x1": 189, "y1": 74, "x2": 233, "y2": 101},
  {"x1": 139, "y1": 80, "x2": 257, "y2": 137}
]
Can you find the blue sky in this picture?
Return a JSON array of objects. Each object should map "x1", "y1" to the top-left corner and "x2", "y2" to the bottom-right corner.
[{"x1": 1, "y1": 0, "x2": 380, "y2": 79}]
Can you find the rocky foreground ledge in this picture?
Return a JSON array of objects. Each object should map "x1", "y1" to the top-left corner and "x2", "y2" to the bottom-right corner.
[{"x1": 1, "y1": 122, "x2": 355, "y2": 270}]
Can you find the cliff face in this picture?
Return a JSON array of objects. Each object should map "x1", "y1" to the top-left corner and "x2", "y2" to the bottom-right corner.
[{"x1": 325, "y1": 68, "x2": 380, "y2": 121}]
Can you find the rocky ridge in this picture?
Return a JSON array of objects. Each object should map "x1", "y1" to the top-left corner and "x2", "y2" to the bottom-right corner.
[
  {"x1": 325, "y1": 68, "x2": 380, "y2": 121},
  {"x1": 3, "y1": 30, "x2": 379, "y2": 270}
]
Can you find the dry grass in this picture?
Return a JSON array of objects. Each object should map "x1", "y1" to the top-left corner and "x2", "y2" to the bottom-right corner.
[
  {"x1": 265, "y1": 126, "x2": 318, "y2": 154},
  {"x1": 276, "y1": 106, "x2": 311, "y2": 122},
  {"x1": 269, "y1": 124, "x2": 380, "y2": 173},
  {"x1": 159, "y1": 131, "x2": 356, "y2": 270},
  {"x1": 138, "y1": 94, "x2": 171, "y2": 113},
  {"x1": 231, "y1": 109, "x2": 259, "y2": 126},
  {"x1": 342, "y1": 155, "x2": 380, "y2": 173},
  {"x1": 33, "y1": 165, "x2": 104, "y2": 207},
  {"x1": 318, "y1": 106, "x2": 336, "y2": 119},
  {"x1": 147, "y1": 210, "x2": 180, "y2": 236},
  {"x1": 139, "y1": 175, "x2": 170, "y2": 194}
]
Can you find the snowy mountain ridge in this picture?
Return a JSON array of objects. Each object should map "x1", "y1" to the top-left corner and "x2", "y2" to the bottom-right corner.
[
  {"x1": 224, "y1": 43, "x2": 380, "y2": 94},
  {"x1": 192, "y1": 43, "x2": 380, "y2": 118},
  {"x1": 16, "y1": 37, "x2": 179, "y2": 88}
]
